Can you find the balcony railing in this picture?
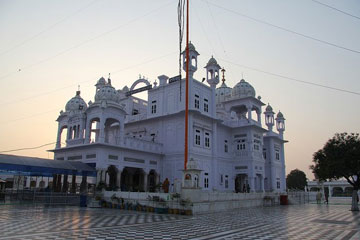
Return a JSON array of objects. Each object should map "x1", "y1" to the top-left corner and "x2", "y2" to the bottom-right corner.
[{"x1": 123, "y1": 137, "x2": 163, "y2": 154}]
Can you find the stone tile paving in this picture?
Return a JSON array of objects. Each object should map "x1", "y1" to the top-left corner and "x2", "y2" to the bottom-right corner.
[{"x1": 0, "y1": 204, "x2": 358, "y2": 239}]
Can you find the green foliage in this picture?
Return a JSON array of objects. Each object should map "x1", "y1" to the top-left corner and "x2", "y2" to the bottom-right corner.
[
  {"x1": 310, "y1": 133, "x2": 360, "y2": 190},
  {"x1": 286, "y1": 169, "x2": 307, "y2": 190}
]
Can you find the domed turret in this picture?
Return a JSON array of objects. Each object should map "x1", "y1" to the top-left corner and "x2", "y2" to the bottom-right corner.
[
  {"x1": 205, "y1": 56, "x2": 220, "y2": 67},
  {"x1": 276, "y1": 111, "x2": 285, "y2": 135},
  {"x1": 95, "y1": 77, "x2": 106, "y2": 88},
  {"x1": 264, "y1": 103, "x2": 274, "y2": 131},
  {"x1": 231, "y1": 79, "x2": 256, "y2": 99},
  {"x1": 95, "y1": 84, "x2": 120, "y2": 103},
  {"x1": 65, "y1": 91, "x2": 87, "y2": 112},
  {"x1": 182, "y1": 41, "x2": 199, "y2": 77},
  {"x1": 205, "y1": 56, "x2": 221, "y2": 88}
]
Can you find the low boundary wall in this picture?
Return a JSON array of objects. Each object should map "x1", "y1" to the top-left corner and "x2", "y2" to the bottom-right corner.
[{"x1": 102, "y1": 190, "x2": 283, "y2": 214}]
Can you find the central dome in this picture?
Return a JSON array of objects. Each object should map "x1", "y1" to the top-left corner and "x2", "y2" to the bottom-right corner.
[
  {"x1": 95, "y1": 84, "x2": 119, "y2": 103},
  {"x1": 231, "y1": 79, "x2": 256, "y2": 99},
  {"x1": 65, "y1": 91, "x2": 87, "y2": 112}
]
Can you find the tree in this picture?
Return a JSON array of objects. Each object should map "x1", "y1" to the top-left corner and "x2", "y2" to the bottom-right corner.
[
  {"x1": 286, "y1": 169, "x2": 307, "y2": 190},
  {"x1": 310, "y1": 133, "x2": 360, "y2": 211}
]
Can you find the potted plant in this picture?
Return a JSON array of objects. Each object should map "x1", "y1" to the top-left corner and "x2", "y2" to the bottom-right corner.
[
  {"x1": 180, "y1": 198, "x2": 193, "y2": 215},
  {"x1": 96, "y1": 181, "x2": 106, "y2": 192},
  {"x1": 111, "y1": 194, "x2": 120, "y2": 208}
]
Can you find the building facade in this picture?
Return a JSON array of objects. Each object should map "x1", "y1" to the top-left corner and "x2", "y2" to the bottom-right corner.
[{"x1": 52, "y1": 43, "x2": 287, "y2": 193}]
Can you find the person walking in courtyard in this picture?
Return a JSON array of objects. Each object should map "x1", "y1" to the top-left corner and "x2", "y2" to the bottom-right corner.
[
  {"x1": 162, "y1": 178, "x2": 169, "y2": 193},
  {"x1": 316, "y1": 191, "x2": 322, "y2": 204},
  {"x1": 324, "y1": 191, "x2": 329, "y2": 204}
]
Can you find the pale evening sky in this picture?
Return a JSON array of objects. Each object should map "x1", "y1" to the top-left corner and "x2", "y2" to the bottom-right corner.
[{"x1": 0, "y1": 0, "x2": 359, "y2": 179}]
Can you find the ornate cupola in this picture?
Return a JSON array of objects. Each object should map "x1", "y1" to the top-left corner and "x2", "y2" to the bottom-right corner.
[
  {"x1": 264, "y1": 104, "x2": 274, "y2": 131},
  {"x1": 276, "y1": 111, "x2": 285, "y2": 136},
  {"x1": 182, "y1": 42, "x2": 199, "y2": 78},
  {"x1": 205, "y1": 56, "x2": 220, "y2": 88},
  {"x1": 65, "y1": 90, "x2": 87, "y2": 114}
]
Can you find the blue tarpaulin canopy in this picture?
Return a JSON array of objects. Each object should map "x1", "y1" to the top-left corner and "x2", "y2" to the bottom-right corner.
[{"x1": 0, "y1": 154, "x2": 96, "y2": 177}]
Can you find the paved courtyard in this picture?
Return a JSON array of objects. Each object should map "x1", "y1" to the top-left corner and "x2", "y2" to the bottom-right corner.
[{"x1": 0, "y1": 204, "x2": 358, "y2": 240}]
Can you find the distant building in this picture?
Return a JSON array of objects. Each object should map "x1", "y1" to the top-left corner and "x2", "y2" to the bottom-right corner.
[
  {"x1": 307, "y1": 180, "x2": 353, "y2": 197},
  {"x1": 51, "y1": 43, "x2": 287, "y2": 193}
]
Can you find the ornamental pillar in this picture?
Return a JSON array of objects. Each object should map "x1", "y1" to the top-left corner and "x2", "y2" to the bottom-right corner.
[
  {"x1": 85, "y1": 119, "x2": 91, "y2": 144},
  {"x1": 62, "y1": 175, "x2": 68, "y2": 192},
  {"x1": 247, "y1": 106, "x2": 252, "y2": 121},
  {"x1": 71, "y1": 175, "x2": 76, "y2": 193},
  {"x1": 116, "y1": 170, "x2": 122, "y2": 189},
  {"x1": 56, "y1": 125, "x2": 62, "y2": 148},
  {"x1": 99, "y1": 118, "x2": 105, "y2": 143},
  {"x1": 143, "y1": 171, "x2": 148, "y2": 192}
]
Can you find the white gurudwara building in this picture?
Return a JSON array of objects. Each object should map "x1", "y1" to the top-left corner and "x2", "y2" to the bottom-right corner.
[{"x1": 51, "y1": 43, "x2": 287, "y2": 193}]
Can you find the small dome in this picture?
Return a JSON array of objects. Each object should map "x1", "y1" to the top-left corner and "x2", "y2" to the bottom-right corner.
[
  {"x1": 95, "y1": 84, "x2": 120, "y2": 103},
  {"x1": 182, "y1": 41, "x2": 199, "y2": 55},
  {"x1": 205, "y1": 56, "x2": 221, "y2": 69},
  {"x1": 122, "y1": 86, "x2": 129, "y2": 92},
  {"x1": 207, "y1": 56, "x2": 217, "y2": 65},
  {"x1": 265, "y1": 104, "x2": 273, "y2": 112},
  {"x1": 216, "y1": 81, "x2": 231, "y2": 103},
  {"x1": 65, "y1": 91, "x2": 87, "y2": 112},
  {"x1": 188, "y1": 42, "x2": 196, "y2": 51},
  {"x1": 95, "y1": 77, "x2": 106, "y2": 86},
  {"x1": 231, "y1": 79, "x2": 256, "y2": 99},
  {"x1": 277, "y1": 111, "x2": 284, "y2": 119}
]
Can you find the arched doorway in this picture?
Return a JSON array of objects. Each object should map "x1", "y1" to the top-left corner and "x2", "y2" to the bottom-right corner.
[
  {"x1": 133, "y1": 169, "x2": 142, "y2": 192},
  {"x1": 89, "y1": 118, "x2": 100, "y2": 143},
  {"x1": 235, "y1": 174, "x2": 247, "y2": 192},
  {"x1": 120, "y1": 167, "x2": 145, "y2": 192},
  {"x1": 120, "y1": 168, "x2": 129, "y2": 191},
  {"x1": 148, "y1": 170, "x2": 157, "y2": 192},
  {"x1": 107, "y1": 165, "x2": 118, "y2": 191},
  {"x1": 104, "y1": 118, "x2": 121, "y2": 145}
]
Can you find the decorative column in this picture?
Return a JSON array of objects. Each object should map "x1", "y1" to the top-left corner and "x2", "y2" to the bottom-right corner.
[
  {"x1": 71, "y1": 175, "x2": 76, "y2": 193},
  {"x1": 52, "y1": 174, "x2": 58, "y2": 192},
  {"x1": 105, "y1": 172, "x2": 110, "y2": 186},
  {"x1": 57, "y1": 175, "x2": 62, "y2": 192},
  {"x1": 56, "y1": 125, "x2": 62, "y2": 148},
  {"x1": 96, "y1": 170, "x2": 101, "y2": 185},
  {"x1": 143, "y1": 171, "x2": 148, "y2": 192},
  {"x1": 116, "y1": 170, "x2": 122, "y2": 190},
  {"x1": 261, "y1": 175, "x2": 265, "y2": 192},
  {"x1": 62, "y1": 175, "x2": 68, "y2": 192},
  {"x1": 247, "y1": 105, "x2": 252, "y2": 121},
  {"x1": 249, "y1": 176, "x2": 255, "y2": 193},
  {"x1": 67, "y1": 126, "x2": 72, "y2": 140},
  {"x1": 269, "y1": 138, "x2": 277, "y2": 191},
  {"x1": 257, "y1": 110, "x2": 261, "y2": 124},
  {"x1": 99, "y1": 118, "x2": 105, "y2": 143},
  {"x1": 84, "y1": 119, "x2": 91, "y2": 144},
  {"x1": 101, "y1": 169, "x2": 106, "y2": 183},
  {"x1": 25, "y1": 177, "x2": 31, "y2": 188}
]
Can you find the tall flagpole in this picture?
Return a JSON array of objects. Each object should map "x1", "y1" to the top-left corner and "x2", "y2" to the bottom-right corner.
[{"x1": 184, "y1": 0, "x2": 189, "y2": 170}]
